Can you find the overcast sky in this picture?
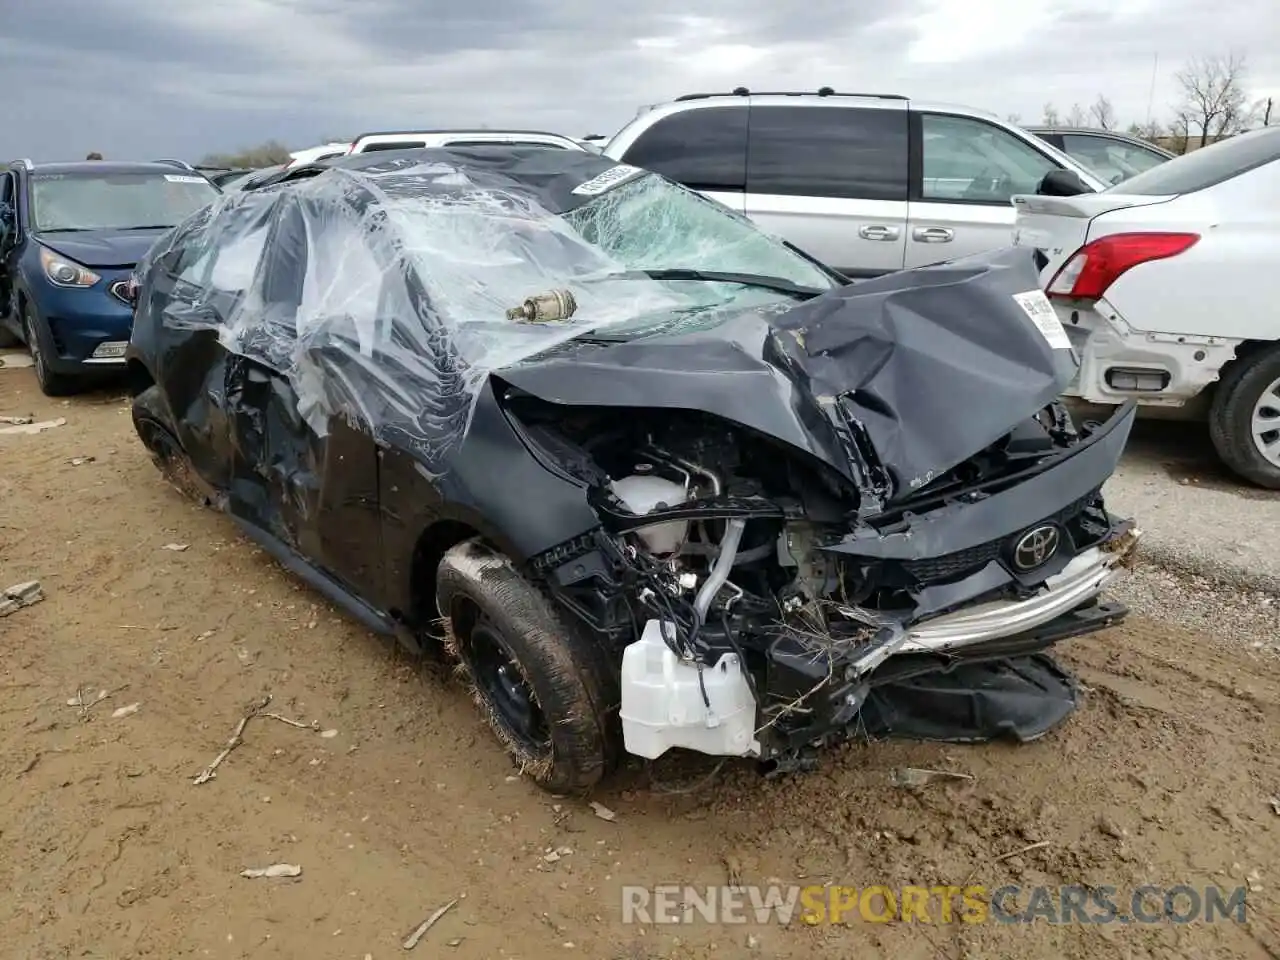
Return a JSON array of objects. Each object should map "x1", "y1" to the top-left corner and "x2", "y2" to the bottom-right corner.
[{"x1": 2, "y1": 0, "x2": 1275, "y2": 161}]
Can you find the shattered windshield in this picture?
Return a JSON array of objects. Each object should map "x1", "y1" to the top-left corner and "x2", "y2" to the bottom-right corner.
[
  {"x1": 139, "y1": 157, "x2": 844, "y2": 467},
  {"x1": 387, "y1": 170, "x2": 840, "y2": 356}
]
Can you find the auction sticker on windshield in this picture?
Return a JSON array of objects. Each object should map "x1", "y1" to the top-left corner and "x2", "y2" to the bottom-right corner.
[
  {"x1": 1012, "y1": 290, "x2": 1072, "y2": 350},
  {"x1": 572, "y1": 164, "x2": 645, "y2": 197},
  {"x1": 164, "y1": 174, "x2": 207, "y2": 184}
]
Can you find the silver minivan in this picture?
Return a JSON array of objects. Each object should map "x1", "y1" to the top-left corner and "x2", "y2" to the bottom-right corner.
[{"x1": 602, "y1": 89, "x2": 1106, "y2": 278}]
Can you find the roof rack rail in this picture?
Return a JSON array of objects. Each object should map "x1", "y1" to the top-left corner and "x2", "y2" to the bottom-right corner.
[
  {"x1": 153, "y1": 158, "x2": 196, "y2": 170},
  {"x1": 675, "y1": 87, "x2": 908, "y2": 101}
]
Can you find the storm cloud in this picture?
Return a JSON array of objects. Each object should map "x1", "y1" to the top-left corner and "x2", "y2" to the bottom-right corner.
[{"x1": 2, "y1": 0, "x2": 1275, "y2": 161}]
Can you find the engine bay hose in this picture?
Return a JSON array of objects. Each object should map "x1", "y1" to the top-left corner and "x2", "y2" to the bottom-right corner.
[{"x1": 693, "y1": 517, "x2": 747, "y2": 625}]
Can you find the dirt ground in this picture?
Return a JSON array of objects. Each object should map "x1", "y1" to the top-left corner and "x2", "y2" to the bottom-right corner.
[{"x1": 3, "y1": 359, "x2": 1279, "y2": 960}]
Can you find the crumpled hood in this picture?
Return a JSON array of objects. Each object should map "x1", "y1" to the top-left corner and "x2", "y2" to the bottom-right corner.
[
  {"x1": 499, "y1": 246, "x2": 1079, "y2": 501},
  {"x1": 35, "y1": 228, "x2": 167, "y2": 268}
]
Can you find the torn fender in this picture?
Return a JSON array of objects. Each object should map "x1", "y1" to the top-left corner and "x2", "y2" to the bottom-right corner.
[{"x1": 823, "y1": 400, "x2": 1136, "y2": 561}]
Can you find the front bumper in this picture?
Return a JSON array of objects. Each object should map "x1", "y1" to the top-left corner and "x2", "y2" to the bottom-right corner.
[
  {"x1": 1054, "y1": 298, "x2": 1241, "y2": 408},
  {"x1": 758, "y1": 531, "x2": 1139, "y2": 759},
  {"x1": 24, "y1": 272, "x2": 134, "y2": 375},
  {"x1": 899, "y1": 539, "x2": 1134, "y2": 654}
]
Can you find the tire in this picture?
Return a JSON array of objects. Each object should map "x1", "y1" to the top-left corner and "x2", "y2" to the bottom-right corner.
[
  {"x1": 22, "y1": 301, "x2": 78, "y2": 396},
  {"x1": 436, "y1": 538, "x2": 620, "y2": 793},
  {"x1": 1209, "y1": 346, "x2": 1280, "y2": 490},
  {"x1": 132, "y1": 385, "x2": 206, "y2": 502}
]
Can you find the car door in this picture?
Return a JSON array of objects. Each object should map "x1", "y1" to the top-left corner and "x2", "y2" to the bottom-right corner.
[
  {"x1": 0, "y1": 171, "x2": 16, "y2": 331},
  {"x1": 906, "y1": 112, "x2": 1065, "y2": 269},
  {"x1": 744, "y1": 101, "x2": 909, "y2": 277},
  {"x1": 219, "y1": 196, "x2": 387, "y2": 602},
  {"x1": 610, "y1": 103, "x2": 748, "y2": 215}
]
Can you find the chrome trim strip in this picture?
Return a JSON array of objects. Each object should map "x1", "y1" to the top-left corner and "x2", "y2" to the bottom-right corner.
[{"x1": 899, "y1": 540, "x2": 1137, "y2": 654}]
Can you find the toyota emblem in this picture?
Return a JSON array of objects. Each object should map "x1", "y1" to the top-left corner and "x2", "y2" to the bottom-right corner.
[{"x1": 1012, "y1": 524, "x2": 1060, "y2": 571}]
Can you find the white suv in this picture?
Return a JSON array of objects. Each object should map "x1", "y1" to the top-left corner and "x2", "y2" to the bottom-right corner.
[{"x1": 601, "y1": 88, "x2": 1105, "y2": 278}]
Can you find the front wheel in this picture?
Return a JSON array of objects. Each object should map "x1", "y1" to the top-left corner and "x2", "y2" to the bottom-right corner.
[
  {"x1": 1209, "y1": 346, "x2": 1280, "y2": 489},
  {"x1": 22, "y1": 302, "x2": 78, "y2": 396},
  {"x1": 436, "y1": 538, "x2": 619, "y2": 793}
]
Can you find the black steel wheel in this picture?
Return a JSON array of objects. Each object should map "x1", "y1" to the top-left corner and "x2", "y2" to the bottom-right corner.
[
  {"x1": 131, "y1": 384, "x2": 208, "y2": 502},
  {"x1": 436, "y1": 538, "x2": 620, "y2": 793},
  {"x1": 465, "y1": 609, "x2": 552, "y2": 753}
]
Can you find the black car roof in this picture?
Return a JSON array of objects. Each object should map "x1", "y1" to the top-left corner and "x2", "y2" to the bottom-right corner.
[
  {"x1": 245, "y1": 145, "x2": 631, "y2": 216},
  {"x1": 21, "y1": 160, "x2": 208, "y2": 176}
]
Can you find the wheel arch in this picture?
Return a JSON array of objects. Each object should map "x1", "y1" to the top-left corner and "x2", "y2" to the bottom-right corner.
[
  {"x1": 126, "y1": 358, "x2": 156, "y2": 398},
  {"x1": 407, "y1": 518, "x2": 486, "y2": 636}
]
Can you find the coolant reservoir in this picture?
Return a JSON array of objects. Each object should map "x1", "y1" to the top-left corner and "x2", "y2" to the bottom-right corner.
[
  {"x1": 619, "y1": 619, "x2": 760, "y2": 760},
  {"x1": 610, "y1": 474, "x2": 689, "y2": 554}
]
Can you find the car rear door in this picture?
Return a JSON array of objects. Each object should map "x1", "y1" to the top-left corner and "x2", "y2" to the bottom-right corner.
[
  {"x1": 743, "y1": 100, "x2": 909, "y2": 277},
  {"x1": 906, "y1": 112, "x2": 1072, "y2": 269},
  {"x1": 220, "y1": 196, "x2": 387, "y2": 602},
  {"x1": 608, "y1": 102, "x2": 748, "y2": 215}
]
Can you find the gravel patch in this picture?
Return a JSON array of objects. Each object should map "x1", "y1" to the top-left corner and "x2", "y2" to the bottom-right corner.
[
  {"x1": 1108, "y1": 558, "x2": 1280, "y2": 653},
  {"x1": 1099, "y1": 413, "x2": 1280, "y2": 594}
]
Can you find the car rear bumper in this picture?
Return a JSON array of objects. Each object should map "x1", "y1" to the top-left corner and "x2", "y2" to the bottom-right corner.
[{"x1": 1054, "y1": 298, "x2": 1242, "y2": 408}]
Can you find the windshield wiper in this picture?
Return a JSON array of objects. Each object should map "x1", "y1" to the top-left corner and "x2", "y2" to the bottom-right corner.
[
  {"x1": 636, "y1": 269, "x2": 829, "y2": 300},
  {"x1": 590, "y1": 268, "x2": 829, "y2": 300},
  {"x1": 120, "y1": 224, "x2": 174, "y2": 230}
]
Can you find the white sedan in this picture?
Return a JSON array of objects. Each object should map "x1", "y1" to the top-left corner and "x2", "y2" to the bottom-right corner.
[{"x1": 1012, "y1": 125, "x2": 1280, "y2": 488}]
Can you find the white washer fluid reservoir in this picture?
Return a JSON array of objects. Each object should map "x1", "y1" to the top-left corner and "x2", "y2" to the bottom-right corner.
[{"x1": 620, "y1": 619, "x2": 760, "y2": 760}]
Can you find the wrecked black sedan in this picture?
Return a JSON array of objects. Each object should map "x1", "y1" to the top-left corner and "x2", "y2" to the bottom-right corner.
[{"x1": 125, "y1": 147, "x2": 1141, "y2": 792}]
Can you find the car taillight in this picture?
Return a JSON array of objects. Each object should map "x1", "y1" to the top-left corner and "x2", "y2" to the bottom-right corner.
[{"x1": 1046, "y1": 232, "x2": 1200, "y2": 301}]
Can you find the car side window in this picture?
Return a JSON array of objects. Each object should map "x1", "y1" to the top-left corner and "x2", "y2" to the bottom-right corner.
[
  {"x1": 921, "y1": 114, "x2": 1059, "y2": 204},
  {"x1": 746, "y1": 105, "x2": 909, "y2": 201},
  {"x1": 174, "y1": 207, "x2": 270, "y2": 296},
  {"x1": 1062, "y1": 134, "x2": 1167, "y2": 183},
  {"x1": 619, "y1": 106, "x2": 748, "y2": 191},
  {"x1": 359, "y1": 140, "x2": 428, "y2": 153}
]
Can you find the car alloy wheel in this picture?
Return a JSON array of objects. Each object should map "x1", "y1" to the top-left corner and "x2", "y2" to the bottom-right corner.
[{"x1": 1249, "y1": 374, "x2": 1280, "y2": 469}]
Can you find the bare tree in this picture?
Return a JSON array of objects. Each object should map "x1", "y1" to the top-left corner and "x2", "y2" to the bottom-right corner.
[
  {"x1": 1261, "y1": 97, "x2": 1274, "y2": 126},
  {"x1": 1065, "y1": 103, "x2": 1088, "y2": 127},
  {"x1": 1126, "y1": 120, "x2": 1165, "y2": 145},
  {"x1": 1168, "y1": 112, "x2": 1193, "y2": 154},
  {"x1": 1041, "y1": 103, "x2": 1061, "y2": 126},
  {"x1": 1005, "y1": 112, "x2": 1023, "y2": 125},
  {"x1": 1090, "y1": 94, "x2": 1117, "y2": 130},
  {"x1": 1175, "y1": 52, "x2": 1254, "y2": 148}
]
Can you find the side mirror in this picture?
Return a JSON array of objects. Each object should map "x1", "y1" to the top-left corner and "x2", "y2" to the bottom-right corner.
[
  {"x1": 1037, "y1": 169, "x2": 1091, "y2": 197},
  {"x1": 0, "y1": 203, "x2": 13, "y2": 248}
]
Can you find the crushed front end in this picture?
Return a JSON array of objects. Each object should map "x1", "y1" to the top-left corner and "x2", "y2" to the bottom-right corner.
[{"x1": 515, "y1": 391, "x2": 1140, "y2": 771}]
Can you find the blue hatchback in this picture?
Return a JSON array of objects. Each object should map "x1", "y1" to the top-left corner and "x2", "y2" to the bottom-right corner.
[{"x1": 0, "y1": 160, "x2": 221, "y2": 394}]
